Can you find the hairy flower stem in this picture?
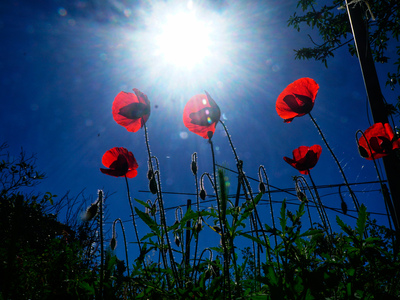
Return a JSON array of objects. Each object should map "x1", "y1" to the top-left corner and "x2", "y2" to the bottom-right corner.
[
  {"x1": 124, "y1": 176, "x2": 143, "y2": 255},
  {"x1": 154, "y1": 170, "x2": 182, "y2": 289},
  {"x1": 144, "y1": 125, "x2": 153, "y2": 165},
  {"x1": 295, "y1": 176, "x2": 314, "y2": 228},
  {"x1": 220, "y1": 120, "x2": 270, "y2": 244},
  {"x1": 209, "y1": 138, "x2": 231, "y2": 299},
  {"x1": 259, "y1": 166, "x2": 280, "y2": 269},
  {"x1": 308, "y1": 172, "x2": 333, "y2": 236},
  {"x1": 190, "y1": 153, "x2": 201, "y2": 283},
  {"x1": 220, "y1": 120, "x2": 271, "y2": 280},
  {"x1": 309, "y1": 113, "x2": 360, "y2": 212}
]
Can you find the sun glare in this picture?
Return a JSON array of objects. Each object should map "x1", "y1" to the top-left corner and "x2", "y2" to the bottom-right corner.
[{"x1": 155, "y1": 12, "x2": 211, "y2": 69}]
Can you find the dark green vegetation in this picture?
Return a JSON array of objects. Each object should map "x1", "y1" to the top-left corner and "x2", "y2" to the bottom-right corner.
[{"x1": 1, "y1": 143, "x2": 399, "y2": 299}]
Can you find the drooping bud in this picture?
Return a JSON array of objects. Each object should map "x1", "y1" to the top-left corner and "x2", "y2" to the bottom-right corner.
[
  {"x1": 200, "y1": 189, "x2": 206, "y2": 200},
  {"x1": 258, "y1": 182, "x2": 266, "y2": 194},
  {"x1": 150, "y1": 203, "x2": 157, "y2": 216},
  {"x1": 296, "y1": 191, "x2": 308, "y2": 203},
  {"x1": 195, "y1": 219, "x2": 203, "y2": 233},
  {"x1": 174, "y1": 235, "x2": 180, "y2": 247},
  {"x1": 191, "y1": 153, "x2": 198, "y2": 175},
  {"x1": 358, "y1": 145, "x2": 369, "y2": 158},
  {"x1": 341, "y1": 200, "x2": 348, "y2": 215},
  {"x1": 110, "y1": 237, "x2": 117, "y2": 250},
  {"x1": 149, "y1": 176, "x2": 158, "y2": 194},
  {"x1": 147, "y1": 168, "x2": 154, "y2": 180},
  {"x1": 82, "y1": 202, "x2": 99, "y2": 221}
]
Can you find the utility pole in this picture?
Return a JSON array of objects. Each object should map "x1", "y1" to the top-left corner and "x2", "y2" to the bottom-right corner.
[{"x1": 345, "y1": 1, "x2": 400, "y2": 231}]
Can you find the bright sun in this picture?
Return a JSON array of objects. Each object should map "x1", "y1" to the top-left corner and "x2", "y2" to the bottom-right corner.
[{"x1": 154, "y1": 12, "x2": 211, "y2": 69}]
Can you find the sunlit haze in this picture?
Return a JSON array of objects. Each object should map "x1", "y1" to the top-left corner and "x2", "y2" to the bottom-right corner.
[{"x1": 155, "y1": 12, "x2": 211, "y2": 69}]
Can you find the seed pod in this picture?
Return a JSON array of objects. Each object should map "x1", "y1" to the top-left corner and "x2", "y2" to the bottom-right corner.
[
  {"x1": 200, "y1": 189, "x2": 206, "y2": 200},
  {"x1": 149, "y1": 176, "x2": 158, "y2": 194}
]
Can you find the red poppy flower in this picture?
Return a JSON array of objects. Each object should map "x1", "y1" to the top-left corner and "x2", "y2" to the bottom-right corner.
[
  {"x1": 100, "y1": 147, "x2": 138, "y2": 178},
  {"x1": 358, "y1": 123, "x2": 400, "y2": 160},
  {"x1": 183, "y1": 91, "x2": 221, "y2": 139},
  {"x1": 112, "y1": 88, "x2": 151, "y2": 132},
  {"x1": 283, "y1": 145, "x2": 322, "y2": 175},
  {"x1": 276, "y1": 77, "x2": 319, "y2": 123}
]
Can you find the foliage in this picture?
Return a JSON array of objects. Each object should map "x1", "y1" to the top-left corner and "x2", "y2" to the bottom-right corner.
[
  {"x1": 2, "y1": 142, "x2": 400, "y2": 299},
  {"x1": 287, "y1": 0, "x2": 400, "y2": 104},
  {"x1": 0, "y1": 144, "x2": 100, "y2": 300},
  {"x1": 129, "y1": 191, "x2": 400, "y2": 299}
]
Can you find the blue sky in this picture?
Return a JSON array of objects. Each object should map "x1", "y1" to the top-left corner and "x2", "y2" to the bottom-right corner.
[{"x1": 1, "y1": 0, "x2": 397, "y2": 260}]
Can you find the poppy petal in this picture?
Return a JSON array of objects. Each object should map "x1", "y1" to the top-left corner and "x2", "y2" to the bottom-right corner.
[
  {"x1": 126, "y1": 169, "x2": 138, "y2": 178},
  {"x1": 100, "y1": 168, "x2": 128, "y2": 177},
  {"x1": 100, "y1": 147, "x2": 138, "y2": 178},
  {"x1": 183, "y1": 92, "x2": 221, "y2": 139},
  {"x1": 359, "y1": 123, "x2": 399, "y2": 160},
  {"x1": 118, "y1": 102, "x2": 150, "y2": 119},
  {"x1": 276, "y1": 78, "x2": 319, "y2": 123},
  {"x1": 283, "y1": 145, "x2": 322, "y2": 175},
  {"x1": 112, "y1": 89, "x2": 151, "y2": 132}
]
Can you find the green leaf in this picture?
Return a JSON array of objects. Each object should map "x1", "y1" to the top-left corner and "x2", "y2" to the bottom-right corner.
[
  {"x1": 356, "y1": 204, "x2": 367, "y2": 238},
  {"x1": 240, "y1": 233, "x2": 267, "y2": 247},
  {"x1": 135, "y1": 207, "x2": 160, "y2": 236},
  {"x1": 135, "y1": 198, "x2": 151, "y2": 209}
]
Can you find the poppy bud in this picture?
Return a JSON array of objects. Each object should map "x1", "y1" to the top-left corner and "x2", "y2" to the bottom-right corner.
[
  {"x1": 147, "y1": 169, "x2": 154, "y2": 180},
  {"x1": 259, "y1": 182, "x2": 266, "y2": 194},
  {"x1": 297, "y1": 191, "x2": 308, "y2": 203},
  {"x1": 358, "y1": 146, "x2": 369, "y2": 158},
  {"x1": 150, "y1": 203, "x2": 157, "y2": 216},
  {"x1": 110, "y1": 237, "x2": 117, "y2": 250},
  {"x1": 341, "y1": 200, "x2": 348, "y2": 215},
  {"x1": 149, "y1": 176, "x2": 158, "y2": 194},
  {"x1": 174, "y1": 235, "x2": 180, "y2": 247},
  {"x1": 204, "y1": 269, "x2": 211, "y2": 280},
  {"x1": 82, "y1": 202, "x2": 99, "y2": 221},
  {"x1": 195, "y1": 220, "x2": 202, "y2": 233},
  {"x1": 200, "y1": 189, "x2": 206, "y2": 200},
  {"x1": 191, "y1": 161, "x2": 197, "y2": 175}
]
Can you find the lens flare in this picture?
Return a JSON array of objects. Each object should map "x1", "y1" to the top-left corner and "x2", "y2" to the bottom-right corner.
[{"x1": 155, "y1": 12, "x2": 211, "y2": 69}]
